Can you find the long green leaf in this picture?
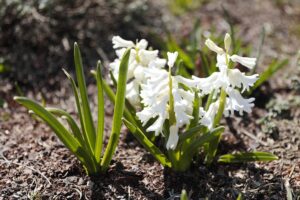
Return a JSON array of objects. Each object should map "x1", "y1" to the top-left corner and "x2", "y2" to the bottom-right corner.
[
  {"x1": 74, "y1": 43, "x2": 96, "y2": 151},
  {"x1": 218, "y1": 152, "x2": 278, "y2": 163},
  {"x1": 183, "y1": 126, "x2": 224, "y2": 158},
  {"x1": 101, "y1": 48, "x2": 130, "y2": 171},
  {"x1": 63, "y1": 69, "x2": 94, "y2": 155},
  {"x1": 45, "y1": 107, "x2": 85, "y2": 146},
  {"x1": 94, "y1": 61, "x2": 105, "y2": 164},
  {"x1": 14, "y1": 97, "x2": 98, "y2": 173},
  {"x1": 178, "y1": 125, "x2": 205, "y2": 144},
  {"x1": 251, "y1": 59, "x2": 288, "y2": 92},
  {"x1": 188, "y1": 91, "x2": 200, "y2": 128},
  {"x1": 167, "y1": 34, "x2": 194, "y2": 70},
  {"x1": 123, "y1": 119, "x2": 172, "y2": 167}
]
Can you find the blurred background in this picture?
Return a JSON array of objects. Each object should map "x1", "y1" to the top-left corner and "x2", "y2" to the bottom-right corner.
[{"x1": 1, "y1": 0, "x2": 299, "y2": 93}]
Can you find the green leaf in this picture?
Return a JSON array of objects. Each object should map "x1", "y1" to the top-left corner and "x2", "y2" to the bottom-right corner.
[
  {"x1": 250, "y1": 59, "x2": 288, "y2": 92},
  {"x1": 218, "y1": 152, "x2": 278, "y2": 163},
  {"x1": 178, "y1": 125, "x2": 205, "y2": 145},
  {"x1": 63, "y1": 69, "x2": 94, "y2": 155},
  {"x1": 101, "y1": 48, "x2": 130, "y2": 171},
  {"x1": 166, "y1": 34, "x2": 194, "y2": 70},
  {"x1": 168, "y1": 71, "x2": 176, "y2": 126},
  {"x1": 183, "y1": 126, "x2": 224, "y2": 158},
  {"x1": 94, "y1": 61, "x2": 105, "y2": 164},
  {"x1": 123, "y1": 119, "x2": 172, "y2": 167},
  {"x1": 236, "y1": 193, "x2": 242, "y2": 200},
  {"x1": 251, "y1": 26, "x2": 265, "y2": 74},
  {"x1": 45, "y1": 107, "x2": 85, "y2": 147},
  {"x1": 188, "y1": 91, "x2": 200, "y2": 128},
  {"x1": 14, "y1": 97, "x2": 98, "y2": 174},
  {"x1": 180, "y1": 189, "x2": 188, "y2": 200},
  {"x1": 74, "y1": 43, "x2": 96, "y2": 151}
]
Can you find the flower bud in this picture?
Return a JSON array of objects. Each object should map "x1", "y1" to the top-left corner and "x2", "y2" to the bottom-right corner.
[{"x1": 224, "y1": 33, "x2": 231, "y2": 52}]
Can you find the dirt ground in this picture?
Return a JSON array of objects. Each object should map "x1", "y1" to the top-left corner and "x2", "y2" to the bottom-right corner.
[{"x1": 1, "y1": 0, "x2": 300, "y2": 199}]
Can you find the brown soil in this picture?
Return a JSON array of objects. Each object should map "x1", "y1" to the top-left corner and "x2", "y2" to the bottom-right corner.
[{"x1": 1, "y1": 0, "x2": 300, "y2": 199}]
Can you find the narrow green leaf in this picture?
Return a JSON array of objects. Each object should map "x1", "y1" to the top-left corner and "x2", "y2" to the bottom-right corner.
[
  {"x1": 188, "y1": 91, "x2": 200, "y2": 128},
  {"x1": 63, "y1": 69, "x2": 94, "y2": 155},
  {"x1": 15, "y1": 97, "x2": 80, "y2": 151},
  {"x1": 183, "y1": 126, "x2": 224, "y2": 158},
  {"x1": 218, "y1": 152, "x2": 278, "y2": 163},
  {"x1": 199, "y1": 51, "x2": 210, "y2": 76},
  {"x1": 123, "y1": 119, "x2": 172, "y2": 167},
  {"x1": 45, "y1": 107, "x2": 85, "y2": 147},
  {"x1": 236, "y1": 193, "x2": 242, "y2": 200},
  {"x1": 178, "y1": 125, "x2": 205, "y2": 144},
  {"x1": 101, "y1": 48, "x2": 130, "y2": 171},
  {"x1": 168, "y1": 70, "x2": 176, "y2": 126},
  {"x1": 94, "y1": 61, "x2": 105, "y2": 164},
  {"x1": 251, "y1": 59, "x2": 288, "y2": 92},
  {"x1": 251, "y1": 26, "x2": 265, "y2": 74},
  {"x1": 167, "y1": 34, "x2": 194, "y2": 70},
  {"x1": 109, "y1": 70, "x2": 137, "y2": 117},
  {"x1": 14, "y1": 97, "x2": 98, "y2": 173},
  {"x1": 74, "y1": 43, "x2": 96, "y2": 151}
]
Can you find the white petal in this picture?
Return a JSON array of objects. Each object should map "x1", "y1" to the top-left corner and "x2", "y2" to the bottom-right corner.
[
  {"x1": 112, "y1": 36, "x2": 135, "y2": 49},
  {"x1": 228, "y1": 69, "x2": 259, "y2": 92},
  {"x1": 167, "y1": 52, "x2": 178, "y2": 68},
  {"x1": 205, "y1": 38, "x2": 224, "y2": 55},
  {"x1": 216, "y1": 54, "x2": 227, "y2": 69},
  {"x1": 166, "y1": 125, "x2": 179, "y2": 150},
  {"x1": 126, "y1": 80, "x2": 140, "y2": 107},
  {"x1": 136, "y1": 39, "x2": 148, "y2": 49},
  {"x1": 226, "y1": 87, "x2": 255, "y2": 115},
  {"x1": 138, "y1": 49, "x2": 159, "y2": 66},
  {"x1": 174, "y1": 75, "x2": 201, "y2": 88},
  {"x1": 230, "y1": 55, "x2": 257, "y2": 69},
  {"x1": 149, "y1": 58, "x2": 167, "y2": 69},
  {"x1": 200, "y1": 101, "x2": 219, "y2": 130}
]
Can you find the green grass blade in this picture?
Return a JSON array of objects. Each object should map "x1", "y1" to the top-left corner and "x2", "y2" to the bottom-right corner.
[
  {"x1": 94, "y1": 61, "x2": 105, "y2": 164},
  {"x1": 14, "y1": 97, "x2": 98, "y2": 173},
  {"x1": 45, "y1": 107, "x2": 85, "y2": 147},
  {"x1": 101, "y1": 49, "x2": 130, "y2": 171},
  {"x1": 218, "y1": 152, "x2": 278, "y2": 163},
  {"x1": 251, "y1": 59, "x2": 289, "y2": 92},
  {"x1": 236, "y1": 193, "x2": 242, "y2": 200},
  {"x1": 74, "y1": 43, "x2": 96, "y2": 151},
  {"x1": 123, "y1": 119, "x2": 172, "y2": 167}
]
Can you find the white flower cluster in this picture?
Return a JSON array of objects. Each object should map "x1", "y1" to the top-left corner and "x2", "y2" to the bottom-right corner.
[{"x1": 110, "y1": 34, "x2": 258, "y2": 150}]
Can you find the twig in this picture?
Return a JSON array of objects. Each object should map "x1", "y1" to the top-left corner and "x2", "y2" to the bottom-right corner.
[
  {"x1": 289, "y1": 164, "x2": 296, "y2": 178},
  {"x1": 240, "y1": 129, "x2": 268, "y2": 146},
  {"x1": 0, "y1": 153, "x2": 52, "y2": 185},
  {"x1": 284, "y1": 178, "x2": 293, "y2": 200}
]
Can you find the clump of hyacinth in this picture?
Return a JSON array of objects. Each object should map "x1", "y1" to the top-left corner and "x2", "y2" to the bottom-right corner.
[
  {"x1": 110, "y1": 34, "x2": 258, "y2": 150},
  {"x1": 109, "y1": 34, "x2": 277, "y2": 172}
]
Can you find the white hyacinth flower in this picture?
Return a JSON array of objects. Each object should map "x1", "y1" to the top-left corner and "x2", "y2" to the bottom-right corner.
[
  {"x1": 110, "y1": 36, "x2": 166, "y2": 107},
  {"x1": 137, "y1": 52, "x2": 194, "y2": 150},
  {"x1": 175, "y1": 33, "x2": 259, "y2": 129}
]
